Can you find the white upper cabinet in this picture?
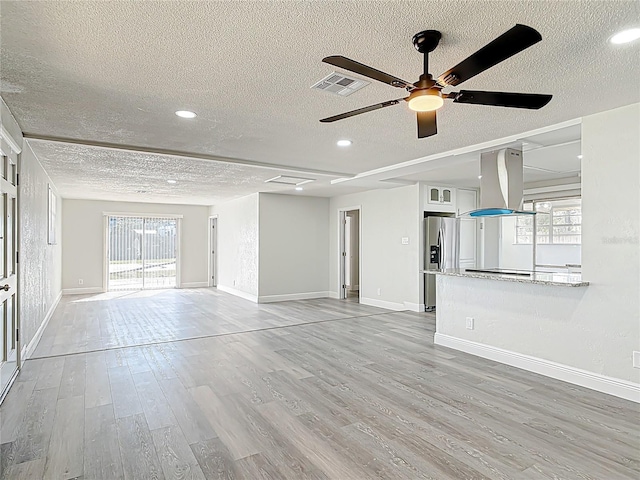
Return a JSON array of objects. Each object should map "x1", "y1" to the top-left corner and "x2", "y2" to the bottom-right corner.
[
  {"x1": 427, "y1": 186, "x2": 453, "y2": 204},
  {"x1": 425, "y1": 186, "x2": 456, "y2": 212}
]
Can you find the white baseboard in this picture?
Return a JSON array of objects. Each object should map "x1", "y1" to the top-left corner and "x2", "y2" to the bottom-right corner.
[
  {"x1": 328, "y1": 292, "x2": 340, "y2": 299},
  {"x1": 258, "y1": 291, "x2": 331, "y2": 303},
  {"x1": 62, "y1": 286, "x2": 104, "y2": 295},
  {"x1": 360, "y1": 297, "x2": 408, "y2": 311},
  {"x1": 180, "y1": 282, "x2": 209, "y2": 288},
  {"x1": 217, "y1": 284, "x2": 258, "y2": 303},
  {"x1": 22, "y1": 291, "x2": 62, "y2": 360},
  {"x1": 434, "y1": 333, "x2": 640, "y2": 403},
  {"x1": 403, "y1": 302, "x2": 425, "y2": 313}
]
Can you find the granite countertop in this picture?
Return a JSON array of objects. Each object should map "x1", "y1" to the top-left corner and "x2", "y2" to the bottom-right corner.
[{"x1": 423, "y1": 268, "x2": 589, "y2": 287}]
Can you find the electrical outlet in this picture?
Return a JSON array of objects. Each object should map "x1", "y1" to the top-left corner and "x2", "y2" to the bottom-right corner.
[
  {"x1": 377, "y1": 288, "x2": 381, "y2": 296},
  {"x1": 466, "y1": 317, "x2": 474, "y2": 330},
  {"x1": 401, "y1": 237, "x2": 409, "y2": 245},
  {"x1": 78, "y1": 279, "x2": 83, "y2": 285},
  {"x1": 633, "y1": 351, "x2": 640, "y2": 369},
  {"x1": 233, "y1": 280, "x2": 236, "y2": 286}
]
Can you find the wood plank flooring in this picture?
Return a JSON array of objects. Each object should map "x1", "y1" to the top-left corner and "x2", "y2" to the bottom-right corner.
[{"x1": 1, "y1": 288, "x2": 639, "y2": 479}]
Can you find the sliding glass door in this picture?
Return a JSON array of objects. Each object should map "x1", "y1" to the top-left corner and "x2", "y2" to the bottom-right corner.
[{"x1": 107, "y1": 216, "x2": 178, "y2": 291}]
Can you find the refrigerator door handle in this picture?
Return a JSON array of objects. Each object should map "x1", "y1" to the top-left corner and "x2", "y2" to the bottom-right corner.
[{"x1": 438, "y1": 226, "x2": 444, "y2": 270}]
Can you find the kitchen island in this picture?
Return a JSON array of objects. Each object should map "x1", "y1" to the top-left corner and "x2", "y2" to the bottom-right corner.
[{"x1": 425, "y1": 268, "x2": 636, "y2": 401}]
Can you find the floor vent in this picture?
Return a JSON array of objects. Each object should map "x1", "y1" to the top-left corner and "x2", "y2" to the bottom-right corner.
[
  {"x1": 264, "y1": 175, "x2": 315, "y2": 186},
  {"x1": 311, "y1": 72, "x2": 369, "y2": 96}
]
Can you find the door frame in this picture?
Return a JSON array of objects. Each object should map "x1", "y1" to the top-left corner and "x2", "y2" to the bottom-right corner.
[
  {"x1": 337, "y1": 206, "x2": 361, "y2": 300},
  {"x1": 208, "y1": 215, "x2": 217, "y2": 287},
  {"x1": 103, "y1": 212, "x2": 183, "y2": 291},
  {"x1": 0, "y1": 135, "x2": 21, "y2": 404}
]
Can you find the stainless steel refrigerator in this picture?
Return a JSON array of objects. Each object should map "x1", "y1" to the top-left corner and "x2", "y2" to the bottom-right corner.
[{"x1": 424, "y1": 216, "x2": 460, "y2": 310}]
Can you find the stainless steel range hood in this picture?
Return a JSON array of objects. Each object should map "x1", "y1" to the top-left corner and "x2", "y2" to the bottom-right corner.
[{"x1": 464, "y1": 147, "x2": 535, "y2": 217}]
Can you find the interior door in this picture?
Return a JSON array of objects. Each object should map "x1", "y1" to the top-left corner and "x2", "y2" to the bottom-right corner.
[
  {"x1": 344, "y1": 216, "x2": 351, "y2": 290},
  {"x1": 339, "y1": 211, "x2": 347, "y2": 299},
  {"x1": 209, "y1": 217, "x2": 217, "y2": 287},
  {"x1": 0, "y1": 149, "x2": 19, "y2": 400}
]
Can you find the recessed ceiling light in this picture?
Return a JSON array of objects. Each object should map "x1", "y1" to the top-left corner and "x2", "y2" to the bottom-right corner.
[
  {"x1": 167, "y1": 179, "x2": 177, "y2": 184},
  {"x1": 175, "y1": 110, "x2": 197, "y2": 118},
  {"x1": 295, "y1": 187, "x2": 303, "y2": 191},
  {"x1": 610, "y1": 28, "x2": 640, "y2": 44},
  {"x1": 337, "y1": 140, "x2": 352, "y2": 147},
  {"x1": 577, "y1": 155, "x2": 583, "y2": 159}
]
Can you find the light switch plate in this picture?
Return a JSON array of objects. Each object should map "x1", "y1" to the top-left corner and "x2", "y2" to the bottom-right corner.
[
  {"x1": 633, "y1": 351, "x2": 640, "y2": 369},
  {"x1": 401, "y1": 237, "x2": 409, "y2": 245}
]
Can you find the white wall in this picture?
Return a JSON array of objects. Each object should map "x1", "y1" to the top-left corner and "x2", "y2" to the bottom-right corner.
[
  {"x1": 329, "y1": 184, "x2": 422, "y2": 311},
  {"x1": 62, "y1": 199, "x2": 209, "y2": 291},
  {"x1": 436, "y1": 103, "x2": 640, "y2": 391},
  {"x1": 20, "y1": 141, "x2": 63, "y2": 353},
  {"x1": 580, "y1": 103, "x2": 639, "y2": 381},
  {"x1": 258, "y1": 193, "x2": 329, "y2": 300},
  {"x1": 210, "y1": 194, "x2": 259, "y2": 298}
]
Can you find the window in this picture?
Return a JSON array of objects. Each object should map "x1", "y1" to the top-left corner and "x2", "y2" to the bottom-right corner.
[
  {"x1": 515, "y1": 203, "x2": 534, "y2": 244},
  {"x1": 515, "y1": 198, "x2": 581, "y2": 245}
]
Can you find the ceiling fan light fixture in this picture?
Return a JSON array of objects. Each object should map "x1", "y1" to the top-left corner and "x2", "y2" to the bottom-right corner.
[
  {"x1": 175, "y1": 110, "x2": 197, "y2": 119},
  {"x1": 610, "y1": 28, "x2": 640, "y2": 44},
  {"x1": 407, "y1": 89, "x2": 444, "y2": 112}
]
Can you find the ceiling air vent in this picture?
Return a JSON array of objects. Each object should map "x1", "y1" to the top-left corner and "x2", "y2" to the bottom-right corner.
[
  {"x1": 311, "y1": 72, "x2": 369, "y2": 96},
  {"x1": 264, "y1": 175, "x2": 314, "y2": 186}
]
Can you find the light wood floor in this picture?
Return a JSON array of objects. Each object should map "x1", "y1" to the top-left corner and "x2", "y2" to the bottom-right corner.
[{"x1": 1, "y1": 288, "x2": 639, "y2": 479}]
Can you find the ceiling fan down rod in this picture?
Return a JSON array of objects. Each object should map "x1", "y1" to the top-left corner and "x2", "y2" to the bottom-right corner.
[
  {"x1": 411, "y1": 29, "x2": 442, "y2": 83},
  {"x1": 423, "y1": 51, "x2": 429, "y2": 78}
]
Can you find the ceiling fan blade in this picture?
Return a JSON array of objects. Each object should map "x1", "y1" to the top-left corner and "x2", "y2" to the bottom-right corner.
[
  {"x1": 436, "y1": 24, "x2": 542, "y2": 87},
  {"x1": 453, "y1": 90, "x2": 552, "y2": 109},
  {"x1": 323, "y1": 56, "x2": 414, "y2": 90},
  {"x1": 320, "y1": 98, "x2": 406, "y2": 123},
  {"x1": 417, "y1": 111, "x2": 437, "y2": 138}
]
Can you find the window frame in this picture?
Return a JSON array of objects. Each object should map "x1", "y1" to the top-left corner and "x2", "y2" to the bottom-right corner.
[{"x1": 515, "y1": 197, "x2": 582, "y2": 246}]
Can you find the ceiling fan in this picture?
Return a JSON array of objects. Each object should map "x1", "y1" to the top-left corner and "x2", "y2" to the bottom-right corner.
[{"x1": 320, "y1": 24, "x2": 552, "y2": 138}]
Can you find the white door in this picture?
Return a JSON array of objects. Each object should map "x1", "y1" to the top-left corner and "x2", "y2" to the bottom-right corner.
[
  {"x1": 0, "y1": 148, "x2": 19, "y2": 400},
  {"x1": 209, "y1": 218, "x2": 217, "y2": 287},
  {"x1": 339, "y1": 211, "x2": 347, "y2": 299},
  {"x1": 344, "y1": 216, "x2": 351, "y2": 289}
]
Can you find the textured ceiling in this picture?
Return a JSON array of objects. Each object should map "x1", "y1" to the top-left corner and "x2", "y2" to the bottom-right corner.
[
  {"x1": 1, "y1": 1, "x2": 639, "y2": 204},
  {"x1": 29, "y1": 122, "x2": 581, "y2": 204},
  {"x1": 27, "y1": 140, "x2": 365, "y2": 205}
]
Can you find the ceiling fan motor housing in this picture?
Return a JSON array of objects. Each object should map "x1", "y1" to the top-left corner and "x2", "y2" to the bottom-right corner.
[{"x1": 412, "y1": 30, "x2": 442, "y2": 53}]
